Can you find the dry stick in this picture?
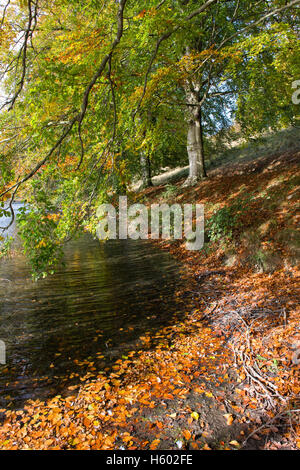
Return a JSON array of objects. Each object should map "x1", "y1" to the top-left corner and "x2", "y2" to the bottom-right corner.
[
  {"x1": 283, "y1": 308, "x2": 287, "y2": 327},
  {"x1": 242, "y1": 358, "x2": 278, "y2": 406},
  {"x1": 249, "y1": 362, "x2": 282, "y2": 397},
  {"x1": 242, "y1": 409, "x2": 300, "y2": 448},
  {"x1": 232, "y1": 311, "x2": 285, "y2": 407}
]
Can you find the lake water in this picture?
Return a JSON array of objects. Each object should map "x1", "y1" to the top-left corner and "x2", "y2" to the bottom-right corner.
[{"x1": 0, "y1": 205, "x2": 185, "y2": 409}]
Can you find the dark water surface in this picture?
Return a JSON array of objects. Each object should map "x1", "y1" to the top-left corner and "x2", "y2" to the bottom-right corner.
[{"x1": 0, "y1": 227, "x2": 185, "y2": 409}]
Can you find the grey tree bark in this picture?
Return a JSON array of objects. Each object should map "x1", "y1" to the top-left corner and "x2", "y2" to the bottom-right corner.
[
  {"x1": 185, "y1": 107, "x2": 207, "y2": 186},
  {"x1": 183, "y1": 45, "x2": 208, "y2": 187},
  {"x1": 140, "y1": 152, "x2": 153, "y2": 188},
  {"x1": 183, "y1": 89, "x2": 207, "y2": 186}
]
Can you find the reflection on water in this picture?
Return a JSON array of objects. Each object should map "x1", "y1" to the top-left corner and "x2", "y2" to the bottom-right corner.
[
  {"x1": 0, "y1": 202, "x2": 24, "y2": 238},
  {"x1": 0, "y1": 222, "x2": 184, "y2": 409}
]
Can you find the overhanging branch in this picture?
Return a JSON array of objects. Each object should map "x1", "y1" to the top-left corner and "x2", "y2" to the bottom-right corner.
[{"x1": 0, "y1": 0, "x2": 128, "y2": 216}]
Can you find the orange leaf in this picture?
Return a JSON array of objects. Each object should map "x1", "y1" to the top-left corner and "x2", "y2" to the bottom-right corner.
[
  {"x1": 224, "y1": 413, "x2": 234, "y2": 426},
  {"x1": 150, "y1": 439, "x2": 160, "y2": 450},
  {"x1": 182, "y1": 430, "x2": 192, "y2": 440}
]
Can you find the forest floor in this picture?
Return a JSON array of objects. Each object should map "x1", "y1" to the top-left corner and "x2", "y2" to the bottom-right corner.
[{"x1": 0, "y1": 149, "x2": 299, "y2": 450}]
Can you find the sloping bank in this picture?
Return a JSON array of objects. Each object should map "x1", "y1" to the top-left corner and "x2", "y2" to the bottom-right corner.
[{"x1": 0, "y1": 151, "x2": 299, "y2": 450}]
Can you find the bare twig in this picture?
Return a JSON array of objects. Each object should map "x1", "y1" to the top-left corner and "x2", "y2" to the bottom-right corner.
[
  {"x1": 6, "y1": 0, "x2": 36, "y2": 111},
  {"x1": 0, "y1": 0, "x2": 10, "y2": 28},
  {"x1": 242, "y1": 409, "x2": 300, "y2": 447}
]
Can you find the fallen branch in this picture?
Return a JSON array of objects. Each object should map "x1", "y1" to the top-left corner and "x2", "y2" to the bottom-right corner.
[{"x1": 242, "y1": 409, "x2": 300, "y2": 448}]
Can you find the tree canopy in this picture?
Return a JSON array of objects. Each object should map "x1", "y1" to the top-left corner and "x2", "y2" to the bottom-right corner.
[{"x1": 0, "y1": 0, "x2": 299, "y2": 277}]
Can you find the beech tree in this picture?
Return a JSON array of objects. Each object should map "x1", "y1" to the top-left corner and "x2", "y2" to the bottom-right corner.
[
  {"x1": 131, "y1": 0, "x2": 299, "y2": 185},
  {"x1": 0, "y1": 0, "x2": 299, "y2": 276}
]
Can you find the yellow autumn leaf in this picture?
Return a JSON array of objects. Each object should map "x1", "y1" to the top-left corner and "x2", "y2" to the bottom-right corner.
[
  {"x1": 224, "y1": 413, "x2": 234, "y2": 425},
  {"x1": 229, "y1": 440, "x2": 240, "y2": 447}
]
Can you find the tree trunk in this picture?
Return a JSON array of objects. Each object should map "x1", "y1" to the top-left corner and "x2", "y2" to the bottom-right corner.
[
  {"x1": 184, "y1": 106, "x2": 207, "y2": 186},
  {"x1": 140, "y1": 152, "x2": 153, "y2": 188}
]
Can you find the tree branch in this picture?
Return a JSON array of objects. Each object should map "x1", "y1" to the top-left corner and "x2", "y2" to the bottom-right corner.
[
  {"x1": 6, "y1": 0, "x2": 35, "y2": 111},
  {"x1": 0, "y1": 0, "x2": 128, "y2": 203},
  {"x1": 132, "y1": 0, "x2": 219, "y2": 119}
]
